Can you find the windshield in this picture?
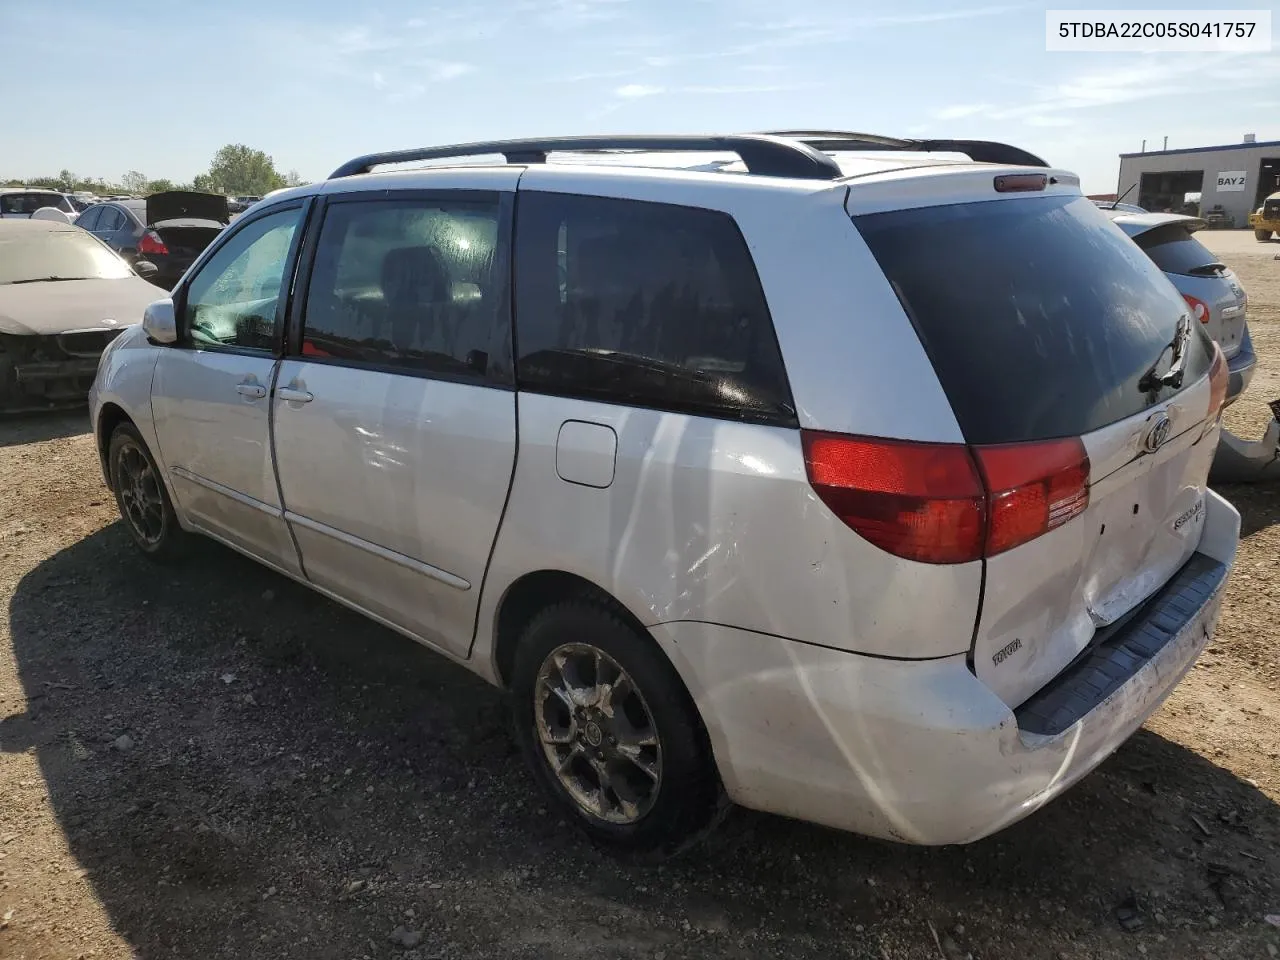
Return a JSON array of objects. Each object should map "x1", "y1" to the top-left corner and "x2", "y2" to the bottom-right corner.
[
  {"x1": 854, "y1": 194, "x2": 1214, "y2": 444},
  {"x1": 0, "y1": 228, "x2": 134, "y2": 284},
  {"x1": 1, "y1": 192, "x2": 73, "y2": 216}
]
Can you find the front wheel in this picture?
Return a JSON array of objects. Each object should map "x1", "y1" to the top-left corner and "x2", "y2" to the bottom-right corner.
[
  {"x1": 1256, "y1": 229, "x2": 1274, "y2": 241},
  {"x1": 108, "y1": 423, "x2": 188, "y2": 561},
  {"x1": 510, "y1": 600, "x2": 721, "y2": 854}
]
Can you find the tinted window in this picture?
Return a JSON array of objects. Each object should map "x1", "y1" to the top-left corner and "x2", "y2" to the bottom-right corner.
[
  {"x1": 854, "y1": 195, "x2": 1213, "y2": 444},
  {"x1": 1, "y1": 193, "x2": 66, "y2": 215},
  {"x1": 299, "y1": 197, "x2": 506, "y2": 381},
  {"x1": 183, "y1": 207, "x2": 302, "y2": 352},
  {"x1": 97, "y1": 207, "x2": 125, "y2": 232},
  {"x1": 1133, "y1": 224, "x2": 1224, "y2": 276},
  {"x1": 0, "y1": 227, "x2": 133, "y2": 284},
  {"x1": 75, "y1": 206, "x2": 102, "y2": 231},
  {"x1": 513, "y1": 192, "x2": 794, "y2": 425}
]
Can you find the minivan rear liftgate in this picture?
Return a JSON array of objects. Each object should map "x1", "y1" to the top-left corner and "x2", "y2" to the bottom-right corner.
[{"x1": 851, "y1": 190, "x2": 1228, "y2": 713}]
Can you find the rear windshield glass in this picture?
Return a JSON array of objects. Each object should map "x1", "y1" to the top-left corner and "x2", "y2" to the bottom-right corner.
[
  {"x1": 0, "y1": 228, "x2": 133, "y2": 284},
  {"x1": 1133, "y1": 224, "x2": 1224, "y2": 276},
  {"x1": 854, "y1": 195, "x2": 1213, "y2": 445},
  {"x1": 1, "y1": 193, "x2": 70, "y2": 215}
]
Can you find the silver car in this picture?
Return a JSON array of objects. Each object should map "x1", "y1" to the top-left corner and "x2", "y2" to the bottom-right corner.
[
  {"x1": 1108, "y1": 211, "x2": 1255, "y2": 405},
  {"x1": 89, "y1": 133, "x2": 1240, "y2": 853}
]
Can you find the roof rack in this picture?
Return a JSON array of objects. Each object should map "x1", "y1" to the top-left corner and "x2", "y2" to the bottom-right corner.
[
  {"x1": 763, "y1": 131, "x2": 1049, "y2": 168},
  {"x1": 329, "y1": 134, "x2": 844, "y2": 181}
]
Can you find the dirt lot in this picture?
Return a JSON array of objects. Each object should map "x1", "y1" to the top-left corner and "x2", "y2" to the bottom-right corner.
[{"x1": 2, "y1": 232, "x2": 1279, "y2": 960}]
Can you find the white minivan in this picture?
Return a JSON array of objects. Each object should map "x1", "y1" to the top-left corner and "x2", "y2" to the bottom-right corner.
[{"x1": 89, "y1": 133, "x2": 1238, "y2": 852}]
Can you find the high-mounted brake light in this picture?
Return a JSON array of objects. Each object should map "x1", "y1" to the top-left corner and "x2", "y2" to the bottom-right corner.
[
  {"x1": 802, "y1": 432, "x2": 1091, "y2": 564},
  {"x1": 1182, "y1": 294, "x2": 1210, "y2": 324},
  {"x1": 138, "y1": 229, "x2": 169, "y2": 256},
  {"x1": 993, "y1": 173, "x2": 1048, "y2": 193}
]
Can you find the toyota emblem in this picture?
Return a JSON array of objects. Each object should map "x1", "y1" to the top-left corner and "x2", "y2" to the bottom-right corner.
[{"x1": 1142, "y1": 414, "x2": 1172, "y2": 454}]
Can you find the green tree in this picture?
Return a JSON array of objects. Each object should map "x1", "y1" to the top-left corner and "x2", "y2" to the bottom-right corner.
[
  {"x1": 121, "y1": 170, "x2": 149, "y2": 194},
  {"x1": 200, "y1": 144, "x2": 287, "y2": 196},
  {"x1": 147, "y1": 178, "x2": 176, "y2": 193},
  {"x1": 56, "y1": 169, "x2": 76, "y2": 191}
]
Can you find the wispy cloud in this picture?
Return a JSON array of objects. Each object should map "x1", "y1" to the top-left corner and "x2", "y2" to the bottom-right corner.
[
  {"x1": 521, "y1": 0, "x2": 632, "y2": 30},
  {"x1": 616, "y1": 83, "x2": 663, "y2": 98}
]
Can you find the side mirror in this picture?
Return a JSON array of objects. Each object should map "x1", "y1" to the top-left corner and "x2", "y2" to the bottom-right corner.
[
  {"x1": 142, "y1": 298, "x2": 178, "y2": 344},
  {"x1": 133, "y1": 259, "x2": 159, "y2": 280}
]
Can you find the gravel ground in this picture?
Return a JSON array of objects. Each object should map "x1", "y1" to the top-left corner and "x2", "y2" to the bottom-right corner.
[{"x1": 2, "y1": 231, "x2": 1279, "y2": 960}]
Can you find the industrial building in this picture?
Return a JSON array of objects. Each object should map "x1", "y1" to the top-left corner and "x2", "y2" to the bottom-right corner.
[{"x1": 1116, "y1": 136, "x2": 1280, "y2": 227}]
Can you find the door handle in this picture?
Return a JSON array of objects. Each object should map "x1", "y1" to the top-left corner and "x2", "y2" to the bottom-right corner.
[
  {"x1": 235, "y1": 382, "x2": 267, "y2": 399},
  {"x1": 277, "y1": 387, "x2": 313, "y2": 404}
]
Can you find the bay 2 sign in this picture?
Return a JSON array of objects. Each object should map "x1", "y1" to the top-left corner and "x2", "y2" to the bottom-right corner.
[{"x1": 1216, "y1": 171, "x2": 1247, "y2": 192}]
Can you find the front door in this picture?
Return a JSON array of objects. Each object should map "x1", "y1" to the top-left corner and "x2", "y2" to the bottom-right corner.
[
  {"x1": 150, "y1": 202, "x2": 309, "y2": 575},
  {"x1": 271, "y1": 175, "x2": 519, "y2": 657}
]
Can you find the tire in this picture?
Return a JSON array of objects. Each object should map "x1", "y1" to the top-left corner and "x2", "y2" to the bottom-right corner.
[
  {"x1": 108, "y1": 422, "x2": 188, "y2": 561},
  {"x1": 1256, "y1": 229, "x2": 1274, "y2": 241},
  {"x1": 510, "y1": 599, "x2": 721, "y2": 854}
]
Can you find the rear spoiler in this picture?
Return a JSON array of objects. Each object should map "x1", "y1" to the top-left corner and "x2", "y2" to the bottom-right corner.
[{"x1": 761, "y1": 130, "x2": 1049, "y2": 168}]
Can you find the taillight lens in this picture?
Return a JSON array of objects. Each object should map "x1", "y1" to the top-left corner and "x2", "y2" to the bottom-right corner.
[
  {"x1": 1206, "y1": 342, "x2": 1228, "y2": 419},
  {"x1": 138, "y1": 229, "x2": 168, "y2": 256},
  {"x1": 801, "y1": 432, "x2": 985, "y2": 564},
  {"x1": 993, "y1": 173, "x2": 1048, "y2": 193},
  {"x1": 973, "y1": 438, "x2": 1090, "y2": 556},
  {"x1": 802, "y1": 432, "x2": 1091, "y2": 564},
  {"x1": 1182, "y1": 294, "x2": 1210, "y2": 323}
]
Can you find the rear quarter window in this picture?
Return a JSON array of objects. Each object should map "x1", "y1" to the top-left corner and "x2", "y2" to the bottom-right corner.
[
  {"x1": 513, "y1": 191, "x2": 795, "y2": 426},
  {"x1": 854, "y1": 195, "x2": 1213, "y2": 445}
]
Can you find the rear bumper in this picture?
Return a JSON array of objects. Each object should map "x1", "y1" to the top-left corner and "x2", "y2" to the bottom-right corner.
[
  {"x1": 654, "y1": 490, "x2": 1240, "y2": 845},
  {"x1": 1225, "y1": 328, "x2": 1256, "y2": 406}
]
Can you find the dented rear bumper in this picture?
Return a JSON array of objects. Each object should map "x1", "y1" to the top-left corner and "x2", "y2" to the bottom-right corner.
[{"x1": 651, "y1": 490, "x2": 1240, "y2": 845}]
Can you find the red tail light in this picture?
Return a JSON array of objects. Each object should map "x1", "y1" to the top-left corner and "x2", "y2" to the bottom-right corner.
[
  {"x1": 1182, "y1": 294, "x2": 1210, "y2": 323},
  {"x1": 802, "y1": 432, "x2": 1091, "y2": 564},
  {"x1": 993, "y1": 173, "x2": 1048, "y2": 193},
  {"x1": 1206, "y1": 342, "x2": 1228, "y2": 419},
  {"x1": 138, "y1": 229, "x2": 168, "y2": 256},
  {"x1": 973, "y1": 439, "x2": 1090, "y2": 556}
]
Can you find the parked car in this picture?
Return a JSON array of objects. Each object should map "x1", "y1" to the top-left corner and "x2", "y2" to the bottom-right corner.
[
  {"x1": 0, "y1": 188, "x2": 77, "y2": 219},
  {"x1": 90, "y1": 132, "x2": 1239, "y2": 852},
  {"x1": 74, "y1": 191, "x2": 230, "y2": 289},
  {"x1": 1092, "y1": 199, "x2": 1146, "y2": 213},
  {"x1": 0, "y1": 219, "x2": 161, "y2": 410},
  {"x1": 1106, "y1": 211, "x2": 1255, "y2": 406},
  {"x1": 1250, "y1": 191, "x2": 1280, "y2": 240}
]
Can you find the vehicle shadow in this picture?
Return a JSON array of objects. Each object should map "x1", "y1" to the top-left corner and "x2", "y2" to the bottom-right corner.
[
  {"x1": 0, "y1": 409, "x2": 89, "y2": 448},
  {"x1": 4, "y1": 524, "x2": 1279, "y2": 960},
  {"x1": 1217, "y1": 481, "x2": 1280, "y2": 539}
]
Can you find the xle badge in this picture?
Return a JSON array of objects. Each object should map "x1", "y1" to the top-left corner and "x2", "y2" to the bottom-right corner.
[{"x1": 992, "y1": 637, "x2": 1023, "y2": 666}]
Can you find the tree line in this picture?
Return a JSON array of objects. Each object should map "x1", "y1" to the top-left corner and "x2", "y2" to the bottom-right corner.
[{"x1": 3, "y1": 144, "x2": 305, "y2": 198}]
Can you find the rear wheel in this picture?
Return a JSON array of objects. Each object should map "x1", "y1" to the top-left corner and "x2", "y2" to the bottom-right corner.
[
  {"x1": 108, "y1": 423, "x2": 187, "y2": 561},
  {"x1": 510, "y1": 600, "x2": 721, "y2": 854},
  {"x1": 1256, "y1": 229, "x2": 1274, "y2": 241}
]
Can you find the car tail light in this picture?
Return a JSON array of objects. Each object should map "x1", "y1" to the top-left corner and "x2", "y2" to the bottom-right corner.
[
  {"x1": 1206, "y1": 342, "x2": 1228, "y2": 419},
  {"x1": 138, "y1": 229, "x2": 168, "y2": 256},
  {"x1": 973, "y1": 439, "x2": 1090, "y2": 556},
  {"x1": 1182, "y1": 294, "x2": 1210, "y2": 323},
  {"x1": 802, "y1": 432, "x2": 1091, "y2": 564},
  {"x1": 801, "y1": 433, "x2": 985, "y2": 564}
]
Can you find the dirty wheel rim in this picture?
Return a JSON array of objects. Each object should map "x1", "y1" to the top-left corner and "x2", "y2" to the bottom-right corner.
[
  {"x1": 116, "y1": 441, "x2": 164, "y2": 547},
  {"x1": 534, "y1": 642, "x2": 663, "y2": 825}
]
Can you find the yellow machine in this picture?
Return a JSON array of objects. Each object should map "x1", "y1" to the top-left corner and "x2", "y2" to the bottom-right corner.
[{"x1": 1250, "y1": 191, "x2": 1280, "y2": 240}]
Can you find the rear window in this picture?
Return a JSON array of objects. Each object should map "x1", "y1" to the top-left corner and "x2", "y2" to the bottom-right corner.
[
  {"x1": 1, "y1": 192, "x2": 70, "y2": 215},
  {"x1": 1133, "y1": 224, "x2": 1224, "y2": 277},
  {"x1": 855, "y1": 195, "x2": 1213, "y2": 445}
]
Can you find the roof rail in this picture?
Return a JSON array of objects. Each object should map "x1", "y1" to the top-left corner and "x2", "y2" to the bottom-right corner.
[
  {"x1": 329, "y1": 134, "x2": 844, "y2": 181},
  {"x1": 764, "y1": 130, "x2": 1049, "y2": 168}
]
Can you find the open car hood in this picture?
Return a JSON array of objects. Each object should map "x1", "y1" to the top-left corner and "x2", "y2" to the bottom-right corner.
[{"x1": 145, "y1": 191, "x2": 229, "y2": 225}]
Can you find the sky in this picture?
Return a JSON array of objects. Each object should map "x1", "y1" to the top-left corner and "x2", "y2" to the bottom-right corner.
[{"x1": 4, "y1": 0, "x2": 1280, "y2": 193}]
